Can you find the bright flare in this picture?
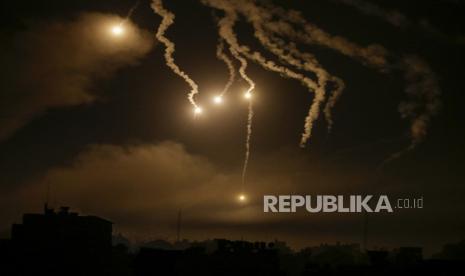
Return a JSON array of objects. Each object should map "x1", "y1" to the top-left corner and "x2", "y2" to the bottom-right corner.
[
  {"x1": 194, "y1": 107, "x2": 203, "y2": 114},
  {"x1": 213, "y1": 96, "x2": 223, "y2": 104},
  {"x1": 111, "y1": 25, "x2": 124, "y2": 36},
  {"x1": 238, "y1": 194, "x2": 247, "y2": 202},
  {"x1": 244, "y1": 91, "x2": 252, "y2": 99}
]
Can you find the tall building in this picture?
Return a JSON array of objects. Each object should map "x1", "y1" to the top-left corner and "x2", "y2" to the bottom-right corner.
[
  {"x1": 12, "y1": 205, "x2": 112, "y2": 251},
  {"x1": 9, "y1": 205, "x2": 113, "y2": 275}
]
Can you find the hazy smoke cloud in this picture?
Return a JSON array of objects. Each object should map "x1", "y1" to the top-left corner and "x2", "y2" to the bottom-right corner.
[
  {"x1": 0, "y1": 142, "x2": 372, "y2": 241},
  {"x1": 399, "y1": 56, "x2": 442, "y2": 147},
  {"x1": 262, "y1": 4, "x2": 389, "y2": 70},
  {"x1": 0, "y1": 12, "x2": 153, "y2": 141},
  {"x1": 0, "y1": 141, "x2": 461, "y2": 251},
  {"x1": 336, "y1": 0, "x2": 409, "y2": 27},
  {"x1": 335, "y1": 0, "x2": 463, "y2": 44},
  {"x1": 1, "y1": 142, "x2": 258, "y2": 238}
]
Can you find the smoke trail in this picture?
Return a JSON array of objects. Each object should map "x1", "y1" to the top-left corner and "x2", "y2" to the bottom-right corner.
[
  {"x1": 336, "y1": 0, "x2": 409, "y2": 28},
  {"x1": 324, "y1": 77, "x2": 345, "y2": 132},
  {"x1": 262, "y1": 3, "x2": 441, "y2": 154},
  {"x1": 228, "y1": 39, "x2": 255, "y2": 187},
  {"x1": 242, "y1": 100, "x2": 253, "y2": 186},
  {"x1": 238, "y1": 33, "x2": 323, "y2": 147},
  {"x1": 262, "y1": 4, "x2": 389, "y2": 70},
  {"x1": 126, "y1": 0, "x2": 141, "y2": 20},
  {"x1": 379, "y1": 56, "x2": 441, "y2": 167},
  {"x1": 400, "y1": 56, "x2": 441, "y2": 147},
  {"x1": 201, "y1": 0, "x2": 441, "y2": 161},
  {"x1": 204, "y1": 0, "x2": 347, "y2": 145},
  {"x1": 211, "y1": 4, "x2": 257, "y2": 186},
  {"x1": 216, "y1": 39, "x2": 236, "y2": 96},
  {"x1": 252, "y1": 24, "x2": 330, "y2": 142},
  {"x1": 229, "y1": 47, "x2": 255, "y2": 95},
  {"x1": 209, "y1": 4, "x2": 328, "y2": 146},
  {"x1": 152, "y1": 0, "x2": 200, "y2": 108},
  {"x1": 377, "y1": 56, "x2": 442, "y2": 166},
  {"x1": 265, "y1": 34, "x2": 345, "y2": 132},
  {"x1": 119, "y1": 0, "x2": 141, "y2": 29}
]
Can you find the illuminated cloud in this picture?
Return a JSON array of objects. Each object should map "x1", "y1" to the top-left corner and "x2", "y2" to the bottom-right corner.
[
  {"x1": 0, "y1": 141, "x2": 461, "y2": 251},
  {"x1": 0, "y1": 12, "x2": 154, "y2": 141}
]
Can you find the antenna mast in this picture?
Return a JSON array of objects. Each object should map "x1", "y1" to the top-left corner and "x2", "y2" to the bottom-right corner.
[{"x1": 176, "y1": 209, "x2": 182, "y2": 242}]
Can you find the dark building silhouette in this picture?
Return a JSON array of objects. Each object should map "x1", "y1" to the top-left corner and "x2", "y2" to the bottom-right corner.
[
  {"x1": 394, "y1": 247, "x2": 423, "y2": 265},
  {"x1": 135, "y1": 239, "x2": 285, "y2": 276},
  {"x1": 12, "y1": 205, "x2": 112, "y2": 251},
  {"x1": 433, "y1": 240, "x2": 465, "y2": 260},
  {"x1": 1, "y1": 206, "x2": 465, "y2": 275},
  {"x1": 367, "y1": 250, "x2": 389, "y2": 266},
  {"x1": 5, "y1": 205, "x2": 113, "y2": 275}
]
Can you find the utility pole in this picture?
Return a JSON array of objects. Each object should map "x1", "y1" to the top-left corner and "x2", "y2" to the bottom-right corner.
[
  {"x1": 176, "y1": 209, "x2": 182, "y2": 242},
  {"x1": 44, "y1": 182, "x2": 51, "y2": 212},
  {"x1": 363, "y1": 210, "x2": 368, "y2": 252}
]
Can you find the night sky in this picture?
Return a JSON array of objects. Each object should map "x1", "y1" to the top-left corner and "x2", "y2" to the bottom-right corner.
[{"x1": 1, "y1": 0, "x2": 464, "y2": 255}]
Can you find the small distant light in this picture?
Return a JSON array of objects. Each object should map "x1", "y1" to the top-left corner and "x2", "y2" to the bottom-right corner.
[
  {"x1": 238, "y1": 194, "x2": 246, "y2": 202},
  {"x1": 111, "y1": 25, "x2": 124, "y2": 36},
  {"x1": 244, "y1": 91, "x2": 252, "y2": 99},
  {"x1": 213, "y1": 96, "x2": 223, "y2": 104},
  {"x1": 194, "y1": 107, "x2": 203, "y2": 114}
]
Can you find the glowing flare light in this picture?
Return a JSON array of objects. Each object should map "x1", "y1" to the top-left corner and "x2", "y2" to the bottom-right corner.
[
  {"x1": 238, "y1": 194, "x2": 247, "y2": 202},
  {"x1": 213, "y1": 96, "x2": 223, "y2": 104},
  {"x1": 111, "y1": 25, "x2": 124, "y2": 36},
  {"x1": 194, "y1": 107, "x2": 203, "y2": 115}
]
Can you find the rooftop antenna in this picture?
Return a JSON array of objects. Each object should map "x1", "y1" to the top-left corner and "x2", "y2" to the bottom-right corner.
[
  {"x1": 363, "y1": 211, "x2": 368, "y2": 252},
  {"x1": 176, "y1": 209, "x2": 182, "y2": 242},
  {"x1": 44, "y1": 182, "x2": 51, "y2": 213}
]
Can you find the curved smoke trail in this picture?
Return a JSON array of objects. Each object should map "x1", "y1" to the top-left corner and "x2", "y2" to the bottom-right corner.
[
  {"x1": 209, "y1": 3, "x2": 329, "y2": 147},
  {"x1": 378, "y1": 55, "x2": 441, "y2": 166},
  {"x1": 152, "y1": 0, "x2": 200, "y2": 108},
  {"x1": 227, "y1": 39, "x2": 255, "y2": 187},
  {"x1": 126, "y1": 0, "x2": 141, "y2": 20},
  {"x1": 258, "y1": 1, "x2": 441, "y2": 158},
  {"x1": 119, "y1": 0, "x2": 141, "y2": 27},
  {"x1": 216, "y1": 39, "x2": 236, "y2": 96},
  {"x1": 242, "y1": 100, "x2": 253, "y2": 186},
  {"x1": 237, "y1": 1, "x2": 345, "y2": 137},
  {"x1": 154, "y1": 0, "x2": 441, "y2": 168}
]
